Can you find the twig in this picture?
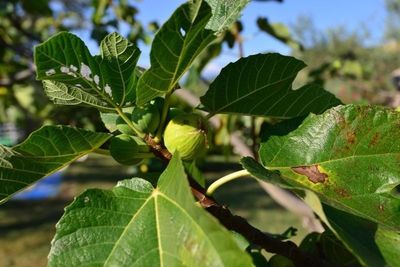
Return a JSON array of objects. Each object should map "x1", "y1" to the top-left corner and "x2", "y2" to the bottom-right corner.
[
  {"x1": 174, "y1": 89, "x2": 324, "y2": 233},
  {"x1": 143, "y1": 135, "x2": 330, "y2": 266}
]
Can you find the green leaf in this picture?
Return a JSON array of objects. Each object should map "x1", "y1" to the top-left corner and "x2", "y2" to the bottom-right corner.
[
  {"x1": 100, "y1": 32, "x2": 141, "y2": 105},
  {"x1": 304, "y1": 191, "x2": 398, "y2": 267},
  {"x1": 375, "y1": 225, "x2": 400, "y2": 266},
  {"x1": 0, "y1": 126, "x2": 111, "y2": 203},
  {"x1": 35, "y1": 32, "x2": 140, "y2": 109},
  {"x1": 200, "y1": 53, "x2": 342, "y2": 118},
  {"x1": 100, "y1": 107, "x2": 135, "y2": 133},
  {"x1": 204, "y1": 0, "x2": 249, "y2": 33},
  {"x1": 299, "y1": 230, "x2": 360, "y2": 267},
  {"x1": 49, "y1": 155, "x2": 253, "y2": 266},
  {"x1": 183, "y1": 161, "x2": 206, "y2": 187},
  {"x1": 257, "y1": 18, "x2": 303, "y2": 51},
  {"x1": 136, "y1": 0, "x2": 249, "y2": 105},
  {"x1": 259, "y1": 104, "x2": 400, "y2": 230}
]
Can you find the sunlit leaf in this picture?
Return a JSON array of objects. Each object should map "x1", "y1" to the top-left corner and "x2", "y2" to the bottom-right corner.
[
  {"x1": 201, "y1": 53, "x2": 341, "y2": 118},
  {"x1": 35, "y1": 32, "x2": 140, "y2": 109},
  {"x1": 0, "y1": 126, "x2": 111, "y2": 203},
  {"x1": 49, "y1": 155, "x2": 253, "y2": 267},
  {"x1": 259, "y1": 104, "x2": 400, "y2": 230},
  {"x1": 136, "y1": 0, "x2": 249, "y2": 105}
]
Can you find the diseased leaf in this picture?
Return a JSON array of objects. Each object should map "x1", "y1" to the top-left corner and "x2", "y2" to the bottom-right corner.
[
  {"x1": 200, "y1": 53, "x2": 341, "y2": 118},
  {"x1": 0, "y1": 126, "x2": 111, "y2": 203},
  {"x1": 136, "y1": 0, "x2": 249, "y2": 105},
  {"x1": 49, "y1": 155, "x2": 253, "y2": 267},
  {"x1": 100, "y1": 32, "x2": 141, "y2": 105},
  {"x1": 259, "y1": 104, "x2": 400, "y2": 230},
  {"x1": 205, "y1": 0, "x2": 249, "y2": 33},
  {"x1": 35, "y1": 32, "x2": 140, "y2": 108},
  {"x1": 43, "y1": 80, "x2": 111, "y2": 110},
  {"x1": 243, "y1": 158, "x2": 399, "y2": 266}
]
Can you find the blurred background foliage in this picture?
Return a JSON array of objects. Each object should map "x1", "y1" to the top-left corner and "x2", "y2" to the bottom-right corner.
[
  {"x1": 2, "y1": 1, "x2": 400, "y2": 266},
  {"x1": 2, "y1": 0, "x2": 400, "y2": 140}
]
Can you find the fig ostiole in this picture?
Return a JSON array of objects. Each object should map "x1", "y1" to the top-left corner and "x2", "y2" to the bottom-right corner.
[
  {"x1": 131, "y1": 99, "x2": 161, "y2": 135},
  {"x1": 163, "y1": 113, "x2": 208, "y2": 161},
  {"x1": 110, "y1": 134, "x2": 153, "y2": 165}
]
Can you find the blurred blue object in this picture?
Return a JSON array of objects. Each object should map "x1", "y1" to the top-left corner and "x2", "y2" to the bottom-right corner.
[
  {"x1": 12, "y1": 171, "x2": 64, "y2": 200},
  {"x1": 1, "y1": 123, "x2": 66, "y2": 200}
]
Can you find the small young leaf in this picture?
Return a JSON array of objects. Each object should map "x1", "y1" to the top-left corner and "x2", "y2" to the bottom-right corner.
[
  {"x1": 100, "y1": 32, "x2": 141, "y2": 104},
  {"x1": 0, "y1": 126, "x2": 111, "y2": 203},
  {"x1": 259, "y1": 104, "x2": 400, "y2": 230},
  {"x1": 200, "y1": 53, "x2": 341, "y2": 118},
  {"x1": 49, "y1": 155, "x2": 253, "y2": 266}
]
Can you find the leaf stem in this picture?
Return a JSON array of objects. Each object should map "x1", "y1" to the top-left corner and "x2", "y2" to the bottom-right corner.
[
  {"x1": 115, "y1": 107, "x2": 144, "y2": 138},
  {"x1": 154, "y1": 91, "x2": 173, "y2": 143},
  {"x1": 206, "y1": 170, "x2": 250, "y2": 195},
  {"x1": 205, "y1": 112, "x2": 215, "y2": 120},
  {"x1": 93, "y1": 148, "x2": 111, "y2": 156}
]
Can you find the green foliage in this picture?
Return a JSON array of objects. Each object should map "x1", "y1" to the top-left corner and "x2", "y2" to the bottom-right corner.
[
  {"x1": 110, "y1": 134, "x2": 151, "y2": 165},
  {"x1": 48, "y1": 155, "x2": 253, "y2": 266},
  {"x1": 303, "y1": 191, "x2": 398, "y2": 266},
  {"x1": 131, "y1": 100, "x2": 161, "y2": 135},
  {"x1": 35, "y1": 32, "x2": 141, "y2": 109},
  {"x1": 201, "y1": 53, "x2": 341, "y2": 118},
  {"x1": 257, "y1": 17, "x2": 303, "y2": 51},
  {"x1": 0, "y1": 126, "x2": 110, "y2": 203},
  {"x1": 136, "y1": 0, "x2": 249, "y2": 105},
  {"x1": 1, "y1": 1, "x2": 399, "y2": 266},
  {"x1": 258, "y1": 105, "x2": 400, "y2": 230}
]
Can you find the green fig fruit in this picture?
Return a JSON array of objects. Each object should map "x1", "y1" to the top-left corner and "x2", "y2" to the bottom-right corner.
[
  {"x1": 110, "y1": 134, "x2": 152, "y2": 165},
  {"x1": 164, "y1": 113, "x2": 208, "y2": 161},
  {"x1": 269, "y1": 255, "x2": 295, "y2": 267},
  {"x1": 131, "y1": 100, "x2": 161, "y2": 135}
]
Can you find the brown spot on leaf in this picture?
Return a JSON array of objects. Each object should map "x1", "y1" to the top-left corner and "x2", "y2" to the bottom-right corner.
[
  {"x1": 335, "y1": 188, "x2": 351, "y2": 198},
  {"x1": 292, "y1": 165, "x2": 328, "y2": 184},
  {"x1": 369, "y1": 133, "x2": 379, "y2": 147},
  {"x1": 346, "y1": 131, "x2": 356, "y2": 144}
]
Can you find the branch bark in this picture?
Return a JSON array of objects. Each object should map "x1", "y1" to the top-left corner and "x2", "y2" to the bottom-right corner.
[
  {"x1": 174, "y1": 89, "x2": 324, "y2": 233},
  {"x1": 144, "y1": 134, "x2": 331, "y2": 266}
]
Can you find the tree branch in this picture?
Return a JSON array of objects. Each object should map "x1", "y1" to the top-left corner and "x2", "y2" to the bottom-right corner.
[{"x1": 143, "y1": 134, "x2": 331, "y2": 266}]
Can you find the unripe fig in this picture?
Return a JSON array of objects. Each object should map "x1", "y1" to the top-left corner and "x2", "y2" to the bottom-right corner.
[
  {"x1": 269, "y1": 255, "x2": 295, "y2": 267},
  {"x1": 131, "y1": 100, "x2": 161, "y2": 135},
  {"x1": 163, "y1": 113, "x2": 208, "y2": 160},
  {"x1": 110, "y1": 134, "x2": 152, "y2": 165}
]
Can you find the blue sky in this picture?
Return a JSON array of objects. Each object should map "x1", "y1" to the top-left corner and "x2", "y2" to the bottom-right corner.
[{"x1": 78, "y1": 0, "x2": 388, "y2": 75}]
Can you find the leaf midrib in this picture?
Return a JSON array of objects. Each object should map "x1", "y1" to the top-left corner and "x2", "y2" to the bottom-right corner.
[
  {"x1": 208, "y1": 73, "x2": 297, "y2": 114},
  {"x1": 103, "y1": 189, "x2": 225, "y2": 267}
]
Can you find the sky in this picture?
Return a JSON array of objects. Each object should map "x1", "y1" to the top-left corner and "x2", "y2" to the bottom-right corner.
[{"x1": 77, "y1": 0, "x2": 388, "y2": 76}]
